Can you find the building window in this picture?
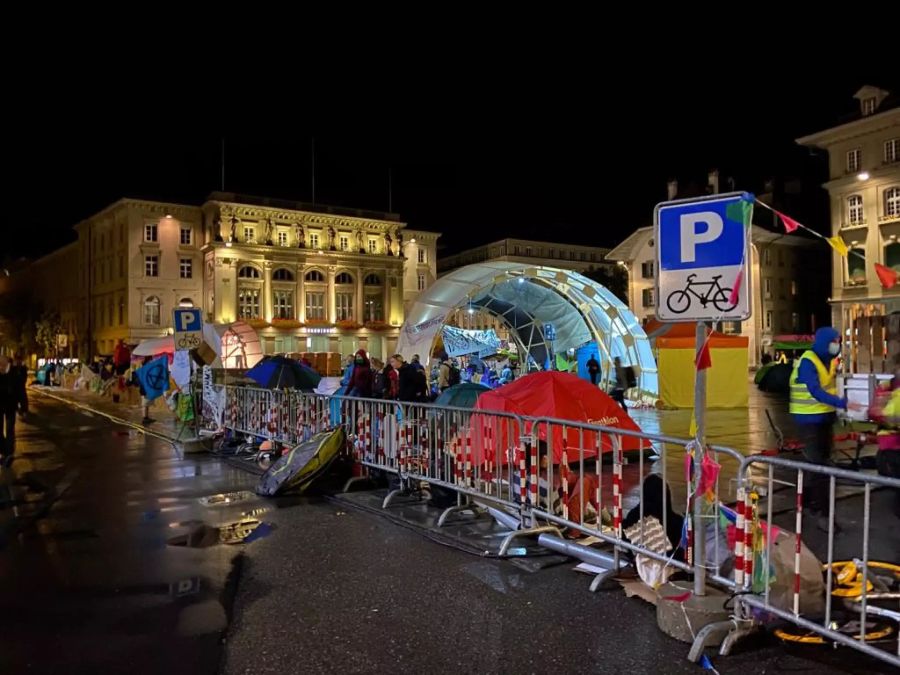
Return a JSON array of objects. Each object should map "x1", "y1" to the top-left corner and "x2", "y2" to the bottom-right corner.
[
  {"x1": 180, "y1": 258, "x2": 192, "y2": 279},
  {"x1": 764, "y1": 278, "x2": 771, "y2": 299},
  {"x1": 243, "y1": 226, "x2": 255, "y2": 243},
  {"x1": 336, "y1": 292, "x2": 354, "y2": 321},
  {"x1": 590, "y1": 253, "x2": 597, "y2": 262},
  {"x1": 525, "y1": 246, "x2": 533, "y2": 256},
  {"x1": 145, "y1": 223, "x2": 157, "y2": 242},
  {"x1": 180, "y1": 227, "x2": 192, "y2": 245},
  {"x1": 848, "y1": 195, "x2": 864, "y2": 225},
  {"x1": 886, "y1": 139, "x2": 899, "y2": 164},
  {"x1": 273, "y1": 290, "x2": 294, "y2": 319},
  {"x1": 791, "y1": 280, "x2": 798, "y2": 297},
  {"x1": 418, "y1": 248, "x2": 426, "y2": 264},
  {"x1": 118, "y1": 256, "x2": 124, "y2": 278},
  {"x1": 340, "y1": 235, "x2": 349, "y2": 251},
  {"x1": 305, "y1": 270, "x2": 324, "y2": 282},
  {"x1": 791, "y1": 312, "x2": 800, "y2": 332},
  {"x1": 145, "y1": 255, "x2": 158, "y2": 277},
  {"x1": 569, "y1": 251, "x2": 575, "y2": 260},
  {"x1": 862, "y1": 97, "x2": 876, "y2": 116},
  {"x1": 417, "y1": 274, "x2": 426, "y2": 291},
  {"x1": 884, "y1": 242, "x2": 900, "y2": 272},
  {"x1": 238, "y1": 265, "x2": 261, "y2": 279},
  {"x1": 513, "y1": 245, "x2": 521, "y2": 255},
  {"x1": 335, "y1": 272, "x2": 354, "y2": 285},
  {"x1": 143, "y1": 296, "x2": 160, "y2": 326},
  {"x1": 305, "y1": 292, "x2": 325, "y2": 320},
  {"x1": 580, "y1": 251, "x2": 587, "y2": 261},
  {"x1": 765, "y1": 310, "x2": 772, "y2": 330},
  {"x1": 549, "y1": 249, "x2": 555, "y2": 258},
  {"x1": 364, "y1": 296, "x2": 384, "y2": 322},
  {"x1": 309, "y1": 232, "x2": 320, "y2": 249},
  {"x1": 118, "y1": 298, "x2": 124, "y2": 325},
  {"x1": 847, "y1": 148, "x2": 861, "y2": 173},
  {"x1": 763, "y1": 248, "x2": 771, "y2": 266},
  {"x1": 640, "y1": 261, "x2": 654, "y2": 278},
  {"x1": 641, "y1": 288, "x2": 655, "y2": 308},
  {"x1": 848, "y1": 247, "x2": 866, "y2": 284},
  {"x1": 364, "y1": 273, "x2": 381, "y2": 285},
  {"x1": 238, "y1": 288, "x2": 260, "y2": 320},
  {"x1": 885, "y1": 187, "x2": 900, "y2": 218},
  {"x1": 272, "y1": 268, "x2": 294, "y2": 281},
  {"x1": 277, "y1": 230, "x2": 289, "y2": 247},
  {"x1": 368, "y1": 239, "x2": 378, "y2": 254}
]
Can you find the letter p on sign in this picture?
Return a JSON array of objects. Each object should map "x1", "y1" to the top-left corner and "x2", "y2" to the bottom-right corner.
[{"x1": 680, "y1": 212, "x2": 723, "y2": 263}]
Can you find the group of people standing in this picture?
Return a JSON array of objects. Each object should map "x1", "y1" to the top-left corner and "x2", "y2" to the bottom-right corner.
[
  {"x1": 0, "y1": 354, "x2": 29, "y2": 466},
  {"x1": 342, "y1": 350, "x2": 429, "y2": 403}
]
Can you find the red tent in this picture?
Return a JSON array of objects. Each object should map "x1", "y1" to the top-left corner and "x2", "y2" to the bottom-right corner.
[{"x1": 470, "y1": 371, "x2": 644, "y2": 464}]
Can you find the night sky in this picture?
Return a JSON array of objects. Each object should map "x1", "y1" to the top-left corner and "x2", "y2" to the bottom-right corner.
[{"x1": 7, "y1": 67, "x2": 897, "y2": 262}]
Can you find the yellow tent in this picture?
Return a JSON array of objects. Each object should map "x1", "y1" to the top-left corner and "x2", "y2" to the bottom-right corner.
[{"x1": 650, "y1": 321, "x2": 749, "y2": 409}]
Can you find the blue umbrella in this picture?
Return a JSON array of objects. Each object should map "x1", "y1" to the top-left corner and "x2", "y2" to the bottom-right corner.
[{"x1": 246, "y1": 355, "x2": 321, "y2": 390}]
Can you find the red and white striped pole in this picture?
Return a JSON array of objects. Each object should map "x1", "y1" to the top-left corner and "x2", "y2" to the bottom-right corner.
[
  {"x1": 744, "y1": 489, "x2": 754, "y2": 584},
  {"x1": 561, "y1": 440, "x2": 570, "y2": 521},
  {"x1": 519, "y1": 445, "x2": 527, "y2": 508},
  {"x1": 612, "y1": 437, "x2": 623, "y2": 539},
  {"x1": 734, "y1": 486, "x2": 745, "y2": 588},
  {"x1": 793, "y1": 471, "x2": 804, "y2": 616},
  {"x1": 529, "y1": 435, "x2": 538, "y2": 508}
]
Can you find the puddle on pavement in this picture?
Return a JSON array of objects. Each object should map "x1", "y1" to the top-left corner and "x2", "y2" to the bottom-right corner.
[
  {"x1": 198, "y1": 491, "x2": 257, "y2": 507},
  {"x1": 167, "y1": 517, "x2": 274, "y2": 548}
]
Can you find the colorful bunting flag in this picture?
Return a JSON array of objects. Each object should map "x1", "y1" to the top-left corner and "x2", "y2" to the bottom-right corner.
[
  {"x1": 728, "y1": 269, "x2": 744, "y2": 305},
  {"x1": 827, "y1": 235, "x2": 848, "y2": 257},
  {"x1": 695, "y1": 338, "x2": 712, "y2": 371},
  {"x1": 775, "y1": 210, "x2": 801, "y2": 233},
  {"x1": 875, "y1": 263, "x2": 899, "y2": 289}
]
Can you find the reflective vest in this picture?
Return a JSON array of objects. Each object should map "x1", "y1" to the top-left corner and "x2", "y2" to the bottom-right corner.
[{"x1": 789, "y1": 350, "x2": 838, "y2": 415}]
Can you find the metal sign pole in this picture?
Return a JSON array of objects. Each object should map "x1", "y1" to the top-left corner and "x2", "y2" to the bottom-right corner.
[{"x1": 693, "y1": 320, "x2": 707, "y2": 596}]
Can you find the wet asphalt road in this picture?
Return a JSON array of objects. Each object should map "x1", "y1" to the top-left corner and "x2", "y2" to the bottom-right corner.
[
  {"x1": 2, "y1": 393, "x2": 897, "y2": 674},
  {"x1": 0, "y1": 394, "x2": 260, "y2": 674}
]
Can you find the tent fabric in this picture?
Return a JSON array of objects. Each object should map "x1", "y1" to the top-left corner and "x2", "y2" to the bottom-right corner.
[
  {"x1": 132, "y1": 321, "x2": 262, "y2": 369},
  {"x1": 658, "y1": 347, "x2": 748, "y2": 408},
  {"x1": 757, "y1": 363, "x2": 791, "y2": 393},
  {"x1": 396, "y1": 261, "x2": 658, "y2": 396},
  {"x1": 471, "y1": 372, "x2": 643, "y2": 464}
]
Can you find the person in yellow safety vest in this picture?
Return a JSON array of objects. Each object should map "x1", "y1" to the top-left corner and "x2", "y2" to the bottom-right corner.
[{"x1": 789, "y1": 327, "x2": 863, "y2": 532}]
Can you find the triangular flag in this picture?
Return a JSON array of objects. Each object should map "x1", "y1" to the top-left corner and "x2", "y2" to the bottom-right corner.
[
  {"x1": 875, "y1": 263, "x2": 899, "y2": 289},
  {"x1": 776, "y1": 210, "x2": 801, "y2": 233},
  {"x1": 695, "y1": 337, "x2": 712, "y2": 371},
  {"x1": 728, "y1": 269, "x2": 744, "y2": 305},
  {"x1": 827, "y1": 235, "x2": 849, "y2": 257},
  {"x1": 741, "y1": 200, "x2": 753, "y2": 227}
]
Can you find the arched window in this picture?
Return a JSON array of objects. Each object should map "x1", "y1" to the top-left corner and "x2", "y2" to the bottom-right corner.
[
  {"x1": 305, "y1": 270, "x2": 324, "y2": 282},
  {"x1": 885, "y1": 187, "x2": 900, "y2": 219},
  {"x1": 238, "y1": 265, "x2": 261, "y2": 279},
  {"x1": 143, "y1": 296, "x2": 160, "y2": 326},
  {"x1": 847, "y1": 195, "x2": 864, "y2": 225},
  {"x1": 364, "y1": 273, "x2": 381, "y2": 285},
  {"x1": 273, "y1": 268, "x2": 294, "y2": 281},
  {"x1": 335, "y1": 272, "x2": 354, "y2": 284}
]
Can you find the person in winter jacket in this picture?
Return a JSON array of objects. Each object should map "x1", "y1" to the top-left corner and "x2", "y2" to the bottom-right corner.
[{"x1": 347, "y1": 349, "x2": 373, "y2": 398}]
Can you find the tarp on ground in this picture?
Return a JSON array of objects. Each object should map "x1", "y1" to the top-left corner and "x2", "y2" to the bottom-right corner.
[{"x1": 651, "y1": 321, "x2": 749, "y2": 409}]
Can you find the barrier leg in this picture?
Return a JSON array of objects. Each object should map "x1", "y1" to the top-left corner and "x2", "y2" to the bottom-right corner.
[
  {"x1": 687, "y1": 620, "x2": 736, "y2": 663},
  {"x1": 437, "y1": 501, "x2": 484, "y2": 527},
  {"x1": 498, "y1": 525, "x2": 563, "y2": 556},
  {"x1": 341, "y1": 475, "x2": 373, "y2": 493}
]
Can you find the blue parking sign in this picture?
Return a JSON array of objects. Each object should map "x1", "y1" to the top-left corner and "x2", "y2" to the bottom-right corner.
[{"x1": 654, "y1": 192, "x2": 752, "y2": 322}]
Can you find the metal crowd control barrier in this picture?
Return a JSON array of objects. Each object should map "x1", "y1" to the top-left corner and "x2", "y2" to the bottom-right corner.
[
  {"x1": 208, "y1": 386, "x2": 900, "y2": 668},
  {"x1": 210, "y1": 387, "x2": 745, "y2": 599},
  {"x1": 689, "y1": 454, "x2": 900, "y2": 668}
]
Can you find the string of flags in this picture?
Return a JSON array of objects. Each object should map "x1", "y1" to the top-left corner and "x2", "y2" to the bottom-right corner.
[{"x1": 761, "y1": 199, "x2": 898, "y2": 289}]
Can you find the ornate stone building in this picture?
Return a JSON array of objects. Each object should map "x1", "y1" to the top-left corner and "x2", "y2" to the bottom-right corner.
[{"x1": 19, "y1": 193, "x2": 439, "y2": 362}]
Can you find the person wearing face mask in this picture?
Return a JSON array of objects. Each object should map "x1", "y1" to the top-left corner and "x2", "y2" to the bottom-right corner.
[{"x1": 789, "y1": 326, "x2": 862, "y2": 530}]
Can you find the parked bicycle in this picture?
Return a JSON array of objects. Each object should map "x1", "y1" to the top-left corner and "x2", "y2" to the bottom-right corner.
[{"x1": 665, "y1": 273, "x2": 736, "y2": 314}]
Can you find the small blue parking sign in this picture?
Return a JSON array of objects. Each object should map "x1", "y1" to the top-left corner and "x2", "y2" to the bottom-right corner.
[
  {"x1": 172, "y1": 308, "x2": 203, "y2": 351},
  {"x1": 654, "y1": 192, "x2": 752, "y2": 322}
]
